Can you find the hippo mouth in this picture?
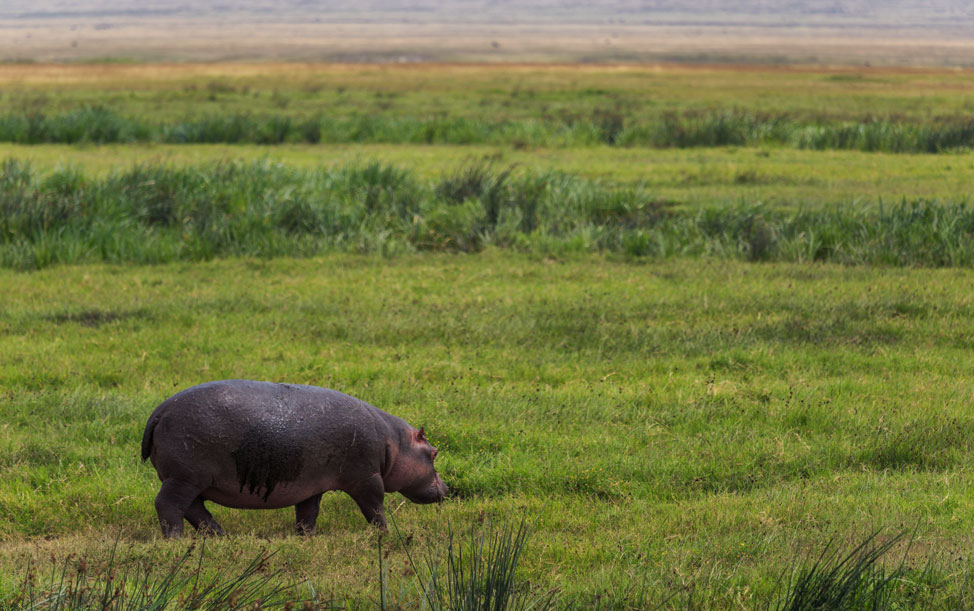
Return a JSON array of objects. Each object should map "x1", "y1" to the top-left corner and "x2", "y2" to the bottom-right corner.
[{"x1": 401, "y1": 478, "x2": 449, "y2": 504}]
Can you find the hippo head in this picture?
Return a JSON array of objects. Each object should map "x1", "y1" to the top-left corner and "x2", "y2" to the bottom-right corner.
[{"x1": 386, "y1": 427, "x2": 449, "y2": 504}]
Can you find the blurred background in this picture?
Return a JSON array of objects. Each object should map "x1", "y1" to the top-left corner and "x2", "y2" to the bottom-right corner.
[{"x1": 3, "y1": 0, "x2": 974, "y2": 65}]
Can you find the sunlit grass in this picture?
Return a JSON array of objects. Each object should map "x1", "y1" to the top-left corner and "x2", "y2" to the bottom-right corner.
[{"x1": 2, "y1": 255, "x2": 974, "y2": 606}]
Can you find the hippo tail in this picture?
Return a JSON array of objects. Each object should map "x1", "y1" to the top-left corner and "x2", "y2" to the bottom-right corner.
[{"x1": 141, "y1": 412, "x2": 161, "y2": 462}]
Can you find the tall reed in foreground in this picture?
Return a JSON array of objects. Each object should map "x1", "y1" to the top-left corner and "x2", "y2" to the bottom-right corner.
[
  {"x1": 0, "y1": 528, "x2": 942, "y2": 610},
  {"x1": 4, "y1": 538, "x2": 309, "y2": 610},
  {"x1": 382, "y1": 515, "x2": 556, "y2": 611},
  {"x1": 767, "y1": 530, "x2": 925, "y2": 611}
]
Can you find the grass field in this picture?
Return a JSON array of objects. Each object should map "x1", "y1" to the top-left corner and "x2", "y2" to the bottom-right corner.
[
  {"x1": 5, "y1": 157, "x2": 974, "y2": 270},
  {"x1": 2, "y1": 62, "x2": 974, "y2": 608},
  {"x1": 4, "y1": 64, "x2": 974, "y2": 152},
  {"x1": 4, "y1": 143, "x2": 974, "y2": 208},
  {"x1": 3, "y1": 255, "x2": 974, "y2": 607}
]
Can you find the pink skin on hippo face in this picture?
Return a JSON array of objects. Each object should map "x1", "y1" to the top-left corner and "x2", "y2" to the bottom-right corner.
[
  {"x1": 387, "y1": 427, "x2": 443, "y2": 503},
  {"x1": 141, "y1": 380, "x2": 448, "y2": 537}
]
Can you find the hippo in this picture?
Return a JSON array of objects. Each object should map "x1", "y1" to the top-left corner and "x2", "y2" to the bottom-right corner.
[{"x1": 141, "y1": 380, "x2": 448, "y2": 537}]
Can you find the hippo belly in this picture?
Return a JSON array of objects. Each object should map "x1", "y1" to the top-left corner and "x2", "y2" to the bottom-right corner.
[{"x1": 201, "y1": 477, "x2": 339, "y2": 510}]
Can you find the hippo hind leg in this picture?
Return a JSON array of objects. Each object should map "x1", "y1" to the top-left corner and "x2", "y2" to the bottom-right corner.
[
  {"x1": 155, "y1": 479, "x2": 205, "y2": 538},
  {"x1": 185, "y1": 496, "x2": 226, "y2": 536},
  {"x1": 295, "y1": 493, "x2": 323, "y2": 536}
]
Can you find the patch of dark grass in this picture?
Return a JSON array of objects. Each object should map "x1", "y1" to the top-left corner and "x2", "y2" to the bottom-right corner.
[
  {"x1": 751, "y1": 315, "x2": 903, "y2": 347},
  {"x1": 0, "y1": 440, "x2": 65, "y2": 469},
  {"x1": 44, "y1": 308, "x2": 151, "y2": 328},
  {"x1": 855, "y1": 415, "x2": 974, "y2": 472},
  {"x1": 432, "y1": 163, "x2": 553, "y2": 240}
]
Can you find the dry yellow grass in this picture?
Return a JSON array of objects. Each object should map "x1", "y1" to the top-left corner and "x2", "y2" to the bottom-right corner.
[{"x1": 1, "y1": 59, "x2": 972, "y2": 91}]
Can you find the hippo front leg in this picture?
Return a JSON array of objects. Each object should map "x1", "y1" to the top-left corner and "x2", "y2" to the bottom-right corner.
[
  {"x1": 348, "y1": 474, "x2": 387, "y2": 529},
  {"x1": 295, "y1": 493, "x2": 323, "y2": 536}
]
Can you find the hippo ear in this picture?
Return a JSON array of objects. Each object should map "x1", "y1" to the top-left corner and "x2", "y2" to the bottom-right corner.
[{"x1": 417, "y1": 426, "x2": 426, "y2": 442}]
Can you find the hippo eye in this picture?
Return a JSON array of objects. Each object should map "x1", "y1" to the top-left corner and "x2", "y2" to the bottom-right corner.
[{"x1": 431, "y1": 448, "x2": 438, "y2": 460}]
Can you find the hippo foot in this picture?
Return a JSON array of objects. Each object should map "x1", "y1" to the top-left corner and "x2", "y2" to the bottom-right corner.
[
  {"x1": 186, "y1": 496, "x2": 226, "y2": 536},
  {"x1": 155, "y1": 479, "x2": 226, "y2": 538}
]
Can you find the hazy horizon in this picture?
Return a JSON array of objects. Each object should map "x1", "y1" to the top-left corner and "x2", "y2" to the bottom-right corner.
[
  {"x1": 5, "y1": 0, "x2": 974, "y2": 26},
  {"x1": 4, "y1": 0, "x2": 974, "y2": 65}
]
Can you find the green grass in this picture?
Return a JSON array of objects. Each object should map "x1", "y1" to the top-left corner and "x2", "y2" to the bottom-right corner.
[
  {"x1": 2, "y1": 254, "x2": 974, "y2": 607},
  {"x1": 2, "y1": 143, "x2": 973, "y2": 210},
  {"x1": 6, "y1": 106, "x2": 974, "y2": 153},
  {"x1": 3, "y1": 518, "x2": 545, "y2": 609},
  {"x1": 5, "y1": 540, "x2": 301, "y2": 609},
  {"x1": 5, "y1": 64, "x2": 974, "y2": 153},
  {"x1": 5, "y1": 64, "x2": 974, "y2": 124},
  {"x1": 2, "y1": 157, "x2": 974, "y2": 270},
  {"x1": 767, "y1": 530, "x2": 918, "y2": 611},
  {"x1": 383, "y1": 515, "x2": 555, "y2": 611},
  {"x1": 2, "y1": 61, "x2": 974, "y2": 608}
]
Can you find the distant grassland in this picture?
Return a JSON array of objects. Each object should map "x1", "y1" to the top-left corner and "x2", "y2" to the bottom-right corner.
[
  {"x1": 4, "y1": 63, "x2": 974, "y2": 152},
  {"x1": 11, "y1": 106, "x2": 974, "y2": 153}
]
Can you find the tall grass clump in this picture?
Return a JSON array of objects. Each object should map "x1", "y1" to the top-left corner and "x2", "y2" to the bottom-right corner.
[
  {"x1": 383, "y1": 516, "x2": 556, "y2": 611},
  {"x1": 4, "y1": 539, "x2": 308, "y2": 610},
  {"x1": 795, "y1": 118, "x2": 974, "y2": 153},
  {"x1": 767, "y1": 530, "x2": 927, "y2": 611},
  {"x1": 620, "y1": 110, "x2": 794, "y2": 148},
  {"x1": 160, "y1": 115, "x2": 295, "y2": 144},
  {"x1": 3, "y1": 158, "x2": 974, "y2": 269},
  {"x1": 0, "y1": 107, "x2": 147, "y2": 144}
]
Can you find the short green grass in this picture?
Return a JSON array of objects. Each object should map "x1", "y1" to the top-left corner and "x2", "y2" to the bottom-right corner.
[{"x1": 2, "y1": 254, "x2": 974, "y2": 607}]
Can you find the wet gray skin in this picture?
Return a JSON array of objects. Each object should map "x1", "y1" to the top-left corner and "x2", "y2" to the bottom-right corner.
[{"x1": 141, "y1": 380, "x2": 448, "y2": 538}]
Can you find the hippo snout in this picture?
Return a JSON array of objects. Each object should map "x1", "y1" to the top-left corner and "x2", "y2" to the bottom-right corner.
[{"x1": 403, "y1": 476, "x2": 449, "y2": 504}]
